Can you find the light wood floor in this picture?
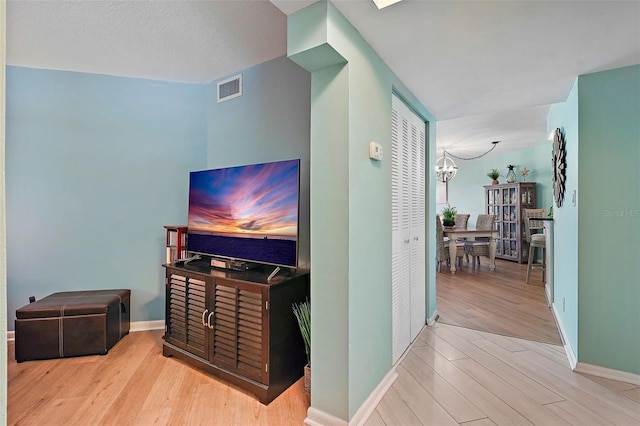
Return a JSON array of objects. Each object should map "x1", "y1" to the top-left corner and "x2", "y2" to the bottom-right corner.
[
  {"x1": 7, "y1": 330, "x2": 310, "y2": 425},
  {"x1": 8, "y1": 260, "x2": 637, "y2": 425},
  {"x1": 436, "y1": 257, "x2": 563, "y2": 345},
  {"x1": 366, "y1": 323, "x2": 640, "y2": 426}
]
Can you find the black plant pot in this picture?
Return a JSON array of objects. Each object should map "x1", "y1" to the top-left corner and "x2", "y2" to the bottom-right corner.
[{"x1": 443, "y1": 220, "x2": 455, "y2": 227}]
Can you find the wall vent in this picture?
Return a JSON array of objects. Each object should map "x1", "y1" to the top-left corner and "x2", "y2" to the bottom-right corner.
[{"x1": 217, "y1": 74, "x2": 242, "y2": 103}]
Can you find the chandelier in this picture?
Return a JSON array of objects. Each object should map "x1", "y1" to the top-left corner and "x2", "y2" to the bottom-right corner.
[
  {"x1": 435, "y1": 141, "x2": 500, "y2": 183},
  {"x1": 435, "y1": 151, "x2": 458, "y2": 183}
]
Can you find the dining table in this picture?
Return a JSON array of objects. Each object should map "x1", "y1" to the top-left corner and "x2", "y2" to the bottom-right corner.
[{"x1": 443, "y1": 227, "x2": 499, "y2": 273}]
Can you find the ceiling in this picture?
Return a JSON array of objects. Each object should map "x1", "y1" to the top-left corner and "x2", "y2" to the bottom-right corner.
[{"x1": 6, "y1": 0, "x2": 640, "y2": 157}]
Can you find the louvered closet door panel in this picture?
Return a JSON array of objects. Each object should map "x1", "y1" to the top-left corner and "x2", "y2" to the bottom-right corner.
[
  {"x1": 212, "y1": 281, "x2": 266, "y2": 384},
  {"x1": 409, "y1": 119, "x2": 426, "y2": 341},
  {"x1": 166, "y1": 273, "x2": 207, "y2": 359},
  {"x1": 391, "y1": 95, "x2": 411, "y2": 363},
  {"x1": 391, "y1": 105, "x2": 403, "y2": 363},
  {"x1": 399, "y1": 113, "x2": 412, "y2": 347},
  {"x1": 391, "y1": 94, "x2": 426, "y2": 363}
]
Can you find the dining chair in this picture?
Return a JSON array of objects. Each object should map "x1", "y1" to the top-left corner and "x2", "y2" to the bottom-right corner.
[
  {"x1": 450, "y1": 213, "x2": 471, "y2": 264},
  {"x1": 454, "y1": 214, "x2": 470, "y2": 228},
  {"x1": 523, "y1": 208, "x2": 546, "y2": 284},
  {"x1": 463, "y1": 214, "x2": 496, "y2": 269},
  {"x1": 435, "y1": 215, "x2": 450, "y2": 272}
]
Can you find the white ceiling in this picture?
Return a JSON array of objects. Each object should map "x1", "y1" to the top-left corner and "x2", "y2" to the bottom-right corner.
[{"x1": 6, "y1": 0, "x2": 640, "y2": 156}]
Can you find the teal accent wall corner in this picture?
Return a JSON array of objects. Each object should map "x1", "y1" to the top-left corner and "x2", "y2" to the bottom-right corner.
[
  {"x1": 206, "y1": 56, "x2": 311, "y2": 269},
  {"x1": 288, "y1": 2, "x2": 435, "y2": 421},
  {"x1": 548, "y1": 64, "x2": 640, "y2": 375},
  {"x1": 577, "y1": 65, "x2": 640, "y2": 375},
  {"x1": 548, "y1": 78, "x2": 579, "y2": 355}
]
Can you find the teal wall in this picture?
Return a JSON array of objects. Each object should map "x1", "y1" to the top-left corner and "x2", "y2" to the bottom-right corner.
[
  {"x1": 206, "y1": 56, "x2": 311, "y2": 268},
  {"x1": 288, "y1": 1, "x2": 435, "y2": 421},
  {"x1": 577, "y1": 65, "x2": 640, "y2": 374},
  {"x1": 5, "y1": 57, "x2": 310, "y2": 330},
  {"x1": 445, "y1": 144, "x2": 553, "y2": 227},
  {"x1": 548, "y1": 65, "x2": 640, "y2": 375},
  {"x1": 5, "y1": 66, "x2": 207, "y2": 328},
  {"x1": 548, "y1": 80, "x2": 579, "y2": 356}
]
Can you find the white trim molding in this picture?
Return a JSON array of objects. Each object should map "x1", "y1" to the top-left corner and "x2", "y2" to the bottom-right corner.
[
  {"x1": 304, "y1": 366, "x2": 399, "y2": 426},
  {"x1": 130, "y1": 320, "x2": 165, "y2": 332},
  {"x1": 575, "y1": 362, "x2": 640, "y2": 386},
  {"x1": 350, "y1": 367, "x2": 398, "y2": 425},
  {"x1": 426, "y1": 309, "x2": 439, "y2": 327},
  {"x1": 305, "y1": 407, "x2": 348, "y2": 426},
  {"x1": 551, "y1": 302, "x2": 577, "y2": 369}
]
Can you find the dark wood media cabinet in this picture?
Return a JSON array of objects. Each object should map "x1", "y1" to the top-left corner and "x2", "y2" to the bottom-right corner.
[{"x1": 162, "y1": 259, "x2": 310, "y2": 404}]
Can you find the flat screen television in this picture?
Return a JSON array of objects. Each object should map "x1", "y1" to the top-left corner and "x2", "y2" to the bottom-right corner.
[{"x1": 187, "y1": 159, "x2": 300, "y2": 268}]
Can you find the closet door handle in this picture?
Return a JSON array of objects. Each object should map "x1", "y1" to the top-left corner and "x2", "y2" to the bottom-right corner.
[{"x1": 202, "y1": 309, "x2": 209, "y2": 326}]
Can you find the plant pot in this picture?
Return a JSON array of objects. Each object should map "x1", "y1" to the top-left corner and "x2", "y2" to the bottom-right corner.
[
  {"x1": 492, "y1": 179, "x2": 499, "y2": 185},
  {"x1": 304, "y1": 364, "x2": 311, "y2": 393},
  {"x1": 443, "y1": 220, "x2": 455, "y2": 227}
]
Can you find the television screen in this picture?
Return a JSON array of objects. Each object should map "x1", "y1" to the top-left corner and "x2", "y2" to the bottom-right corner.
[{"x1": 187, "y1": 159, "x2": 300, "y2": 268}]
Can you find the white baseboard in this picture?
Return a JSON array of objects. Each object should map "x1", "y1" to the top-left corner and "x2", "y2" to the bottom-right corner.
[
  {"x1": 426, "y1": 309, "x2": 439, "y2": 326},
  {"x1": 551, "y1": 302, "x2": 577, "y2": 369},
  {"x1": 304, "y1": 366, "x2": 399, "y2": 426},
  {"x1": 575, "y1": 362, "x2": 640, "y2": 386},
  {"x1": 305, "y1": 407, "x2": 348, "y2": 426},
  {"x1": 130, "y1": 320, "x2": 165, "y2": 332},
  {"x1": 350, "y1": 367, "x2": 398, "y2": 425},
  {"x1": 552, "y1": 300, "x2": 640, "y2": 386},
  {"x1": 7, "y1": 320, "x2": 165, "y2": 342}
]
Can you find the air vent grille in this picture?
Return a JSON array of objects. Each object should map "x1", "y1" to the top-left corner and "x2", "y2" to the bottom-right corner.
[{"x1": 217, "y1": 74, "x2": 242, "y2": 103}]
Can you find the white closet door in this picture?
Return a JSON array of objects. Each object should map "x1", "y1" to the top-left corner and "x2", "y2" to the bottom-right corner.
[
  {"x1": 391, "y1": 94, "x2": 426, "y2": 363},
  {"x1": 391, "y1": 101, "x2": 411, "y2": 363},
  {"x1": 409, "y1": 118, "x2": 426, "y2": 341}
]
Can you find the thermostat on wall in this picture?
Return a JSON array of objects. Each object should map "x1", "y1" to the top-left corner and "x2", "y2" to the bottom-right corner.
[{"x1": 369, "y1": 141, "x2": 383, "y2": 161}]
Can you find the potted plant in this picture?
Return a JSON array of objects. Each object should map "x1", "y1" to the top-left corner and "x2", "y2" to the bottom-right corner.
[
  {"x1": 441, "y1": 205, "x2": 457, "y2": 227},
  {"x1": 292, "y1": 298, "x2": 311, "y2": 393},
  {"x1": 487, "y1": 168, "x2": 501, "y2": 185}
]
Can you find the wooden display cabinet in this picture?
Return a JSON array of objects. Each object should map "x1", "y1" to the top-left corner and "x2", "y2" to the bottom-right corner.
[{"x1": 485, "y1": 182, "x2": 537, "y2": 263}]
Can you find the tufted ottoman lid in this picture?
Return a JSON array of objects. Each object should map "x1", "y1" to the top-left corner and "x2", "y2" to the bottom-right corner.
[{"x1": 16, "y1": 289, "x2": 130, "y2": 319}]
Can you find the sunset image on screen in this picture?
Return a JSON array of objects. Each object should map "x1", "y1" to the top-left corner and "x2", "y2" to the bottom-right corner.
[{"x1": 187, "y1": 159, "x2": 299, "y2": 240}]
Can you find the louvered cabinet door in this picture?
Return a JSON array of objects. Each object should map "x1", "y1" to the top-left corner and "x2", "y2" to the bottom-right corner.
[
  {"x1": 165, "y1": 272, "x2": 207, "y2": 360},
  {"x1": 211, "y1": 280, "x2": 267, "y2": 384}
]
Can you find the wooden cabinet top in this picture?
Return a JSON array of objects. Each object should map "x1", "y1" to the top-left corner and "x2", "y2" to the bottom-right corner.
[
  {"x1": 483, "y1": 182, "x2": 537, "y2": 189},
  {"x1": 164, "y1": 259, "x2": 309, "y2": 287}
]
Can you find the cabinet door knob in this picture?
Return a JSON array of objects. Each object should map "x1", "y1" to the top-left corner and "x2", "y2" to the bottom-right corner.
[
  {"x1": 207, "y1": 311, "x2": 214, "y2": 329},
  {"x1": 202, "y1": 309, "x2": 209, "y2": 326}
]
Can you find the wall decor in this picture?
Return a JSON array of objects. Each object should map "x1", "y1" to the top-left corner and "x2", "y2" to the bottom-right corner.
[{"x1": 552, "y1": 128, "x2": 567, "y2": 207}]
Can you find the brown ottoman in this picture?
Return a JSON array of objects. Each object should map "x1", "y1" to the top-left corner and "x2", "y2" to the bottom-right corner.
[{"x1": 15, "y1": 289, "x2": 130, "y2": 362}]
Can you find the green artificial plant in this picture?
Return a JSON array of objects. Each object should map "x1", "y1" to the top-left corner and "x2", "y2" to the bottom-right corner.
[
  {"x1": 292, "y1": 298, "x2": 310, "y2": 366},
  {"x1": 487, "y1": 169, "x2": 501, "y2": 180},
  {"x1": 441, "y1": 205, "x2": 457, "y2": 223}
]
